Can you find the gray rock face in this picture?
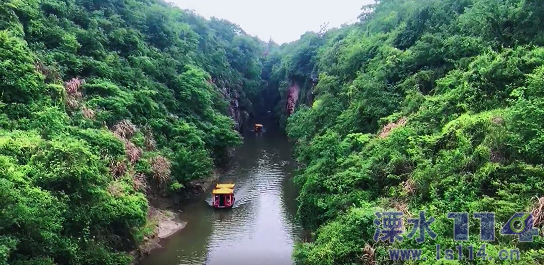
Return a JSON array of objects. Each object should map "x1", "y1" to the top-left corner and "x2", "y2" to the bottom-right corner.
[{"x1": 219, "y1": 86, "x2": 247, "y2": 132}]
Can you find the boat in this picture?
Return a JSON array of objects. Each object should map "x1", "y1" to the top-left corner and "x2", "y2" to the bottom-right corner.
[
  {"x1": 254, "y1": 124, "x2": 263, "y2": 133},
  {"x1": 212, "y1": 184, "x2": 235, "y2": 209},
  {"x1": 215, "y1": 184, "x2": 235, "y2": 189}
]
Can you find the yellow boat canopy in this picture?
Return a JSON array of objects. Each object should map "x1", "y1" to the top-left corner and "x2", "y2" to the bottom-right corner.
[
  {"x1": 212, "y1": 188, "x2": 234, "y2": 195},
  {"x1": 216, "y1": 184, "x2": 235, "y2": 189},
  {"x1": 255, "y1": 124, "x2": 263, "y2": 127}
]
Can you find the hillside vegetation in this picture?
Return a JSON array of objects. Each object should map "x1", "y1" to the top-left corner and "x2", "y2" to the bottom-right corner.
[
  {"x1": 265, "y1": 0, "x2": 544, "y2": 264},
  {"x1": 0, "y1": 0, "x2": 266, "y2": 264},
  {"x1": 4, "y1": 0, "x2": 544, "y2": 264}
]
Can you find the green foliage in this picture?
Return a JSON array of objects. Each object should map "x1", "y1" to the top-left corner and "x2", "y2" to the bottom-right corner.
[
  {"x1": 0, "y1": 0, "x2": 266, "y2": 264},
  {"x1": 168, "y1": 181, "x2": 184, "y2": 193},
  {"x1": 0, "y1": 30, "x2": 44, "y2": 119},
  {"x1": 0, "y1": 131, "x2": 147, "y2": 265},
  {"x1": 267, "y1": 0, "x2": 544, "y2": 264},
  {"x1": 293, "y1": 205, "x2": 383, "y2": 265}
]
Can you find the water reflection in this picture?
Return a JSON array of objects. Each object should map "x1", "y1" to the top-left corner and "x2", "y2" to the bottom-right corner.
[{"x1": 140, "y1": 130, "x2": 301, "y2": 265}]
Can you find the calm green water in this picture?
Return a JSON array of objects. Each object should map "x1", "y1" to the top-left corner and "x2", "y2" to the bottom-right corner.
[{"x1": 139, "y1": 127, "x2": 302, "y2": 265}]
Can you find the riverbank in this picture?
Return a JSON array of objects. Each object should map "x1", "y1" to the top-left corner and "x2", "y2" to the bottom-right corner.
[
  {"x1": 131, "y1": 208, "x2": 186, "y2": 263},
  {"x1": 130, "y1": 170, "x2": 221, "y2": 263},
  {"x1": 137, "y1": 132, "x2": 302, "y2": 265}
]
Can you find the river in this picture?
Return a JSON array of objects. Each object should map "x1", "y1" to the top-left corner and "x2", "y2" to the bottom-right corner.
[{"x1": 139, "y1": 125, "x2": 302, "y2": 265}]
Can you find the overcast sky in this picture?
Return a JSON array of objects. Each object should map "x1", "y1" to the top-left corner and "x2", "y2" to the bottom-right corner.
[{"x1": 168, "y1": 0, "x2": 375, "y2": 44}]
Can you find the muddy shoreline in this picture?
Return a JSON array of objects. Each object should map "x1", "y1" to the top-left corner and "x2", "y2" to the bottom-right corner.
[
  {"x1": 130, "y1": 171, "x2": 221, "y2": 264},
  {"x1": 131, "y1": 142, "x2": 238, "y2": 264}
]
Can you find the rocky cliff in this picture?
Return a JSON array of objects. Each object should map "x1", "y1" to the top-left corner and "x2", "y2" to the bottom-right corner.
[
  {"x1": 286, "y1": 81, "x2": 300, "y2": 115},
  {"x1": 217, "y1": 86, "x2": 248, "y2": 132}
]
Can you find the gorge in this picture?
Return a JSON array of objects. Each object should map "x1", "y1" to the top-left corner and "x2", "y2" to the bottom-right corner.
[{"x1": 1, "y1": 0, "x2": 544, "y2": 265}]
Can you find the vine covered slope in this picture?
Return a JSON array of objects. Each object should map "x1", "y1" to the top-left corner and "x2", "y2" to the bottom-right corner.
[
  {"x1": 0, "y1": 0, "x2": 266, "y2": 264},
  {"x1": 265, "y1": 0, "x2": 544, "y2": 264}
]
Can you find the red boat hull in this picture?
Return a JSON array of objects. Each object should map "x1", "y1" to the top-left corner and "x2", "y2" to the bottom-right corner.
[{"x1": 212, "y1": 195, "x2": 235, "y2": 209}]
